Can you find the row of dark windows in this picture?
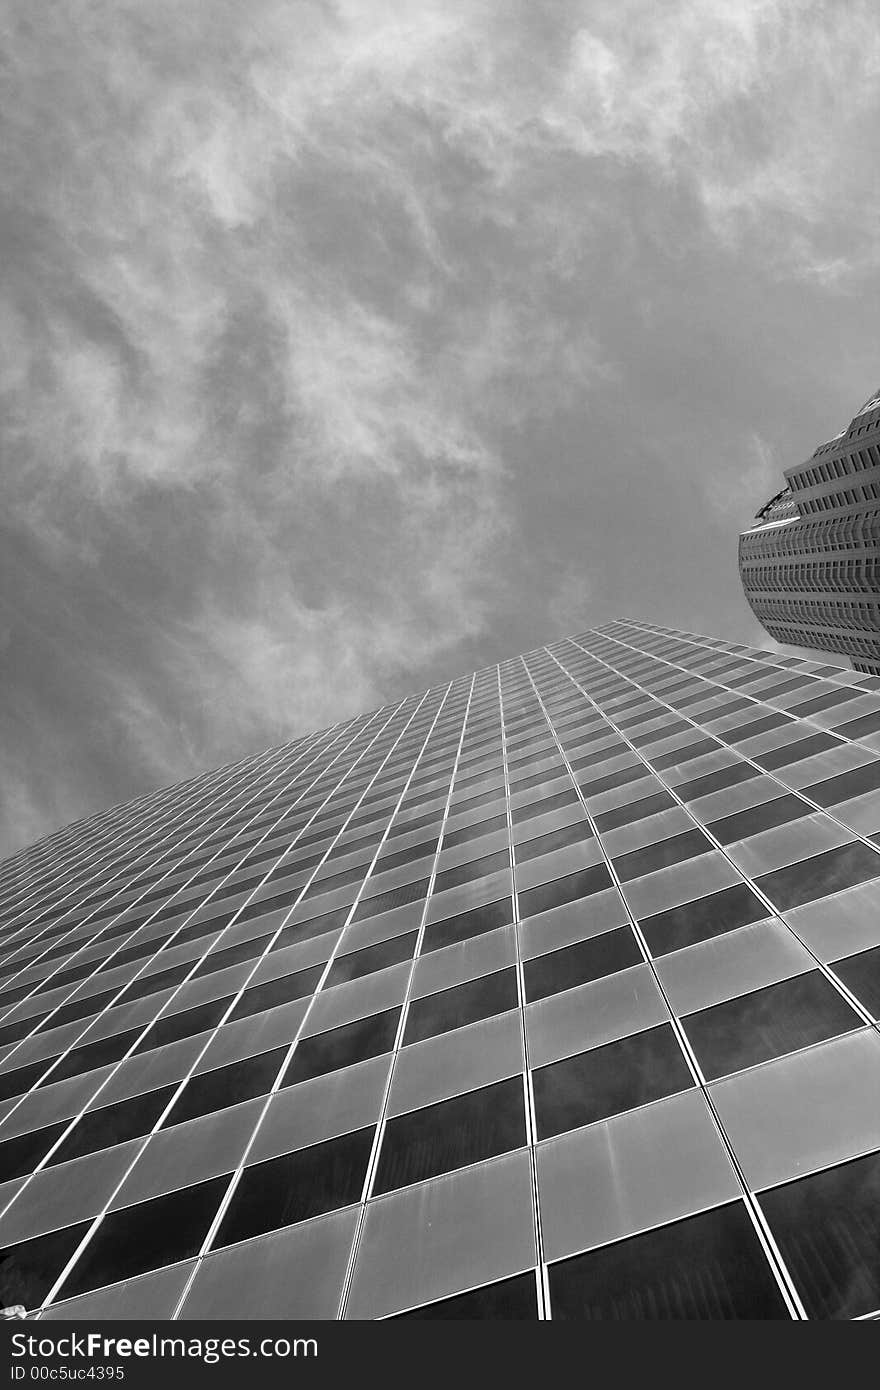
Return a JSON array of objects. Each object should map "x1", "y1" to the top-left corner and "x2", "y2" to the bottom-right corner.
[
  {"x1": 739, "y1": 510, "x2": 880, "y2": 560},
  {"x1": 2, "y1": 643, "x2": 878, "y2": 1028},
  {"x1": 5, "y1": 1070, "x2": 880, "y2": 1318},
  {"x1": 1, "y1": 824, "x2": 878, "y2": 1139},
  {"x1": 741, "y1": 559, "x2": 880, "y2": 596}
]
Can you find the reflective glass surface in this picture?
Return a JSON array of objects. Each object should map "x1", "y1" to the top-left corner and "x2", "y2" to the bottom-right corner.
[
  {"x1": 214, "y1": 1126, "x2": 374, "y2": 1247},
  {"x1": 532, "y1": 1024, "x2": 693, "y2": 1139},
  {"x1": 403, "y1": 968, "x2": 518, "y2": 1046},
  {"x1": 373, "y1": 1076, "x2": 526, "y2": 1194},
  {"x1": 682, "y1": 971, "x2": 862, "y2": 1080},
  {"x1": 759, "y1": 1149, "x2": 880, "y2": 1319},
  {"x1": 57, "y1": 1176, "x2": 229, "y2": 1300},
  {"x1": 523, "y1": 928, "x2": 641, "y2": 1003},
  {"x1": 547, "y1": 1203, "x2": 789, "y2": 1319},
  {"x1": 393, "y1": 1271, "x2": 538, "y2": 1320},
  {"x1": 638, "y1": 883, "x2": 768, "y2": 956},
  {"x1": 3, "y1": 619, "x2": 880, "y2": 1319},
  {"x1": 283, "y1": 1008, "x2": 401, "y2": 1087}
]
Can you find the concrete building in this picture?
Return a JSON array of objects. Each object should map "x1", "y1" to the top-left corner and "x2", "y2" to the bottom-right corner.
[{"x1": 740, "y1": 388, "x2": 880, "y2": 676}]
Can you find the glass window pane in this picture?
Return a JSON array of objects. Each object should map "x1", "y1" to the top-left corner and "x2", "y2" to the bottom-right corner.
[
  {"x1": 421, "y1": 899, "x2": 514, "y2": 954},
  {"x1": 214, "y1": 1126, "x2": 374, "y2": 1248},
  {"x1": 0, "y1": 1118, "x2": 70, "y2": 1183},
  {"x1": 519, "y1": 888, "x2": 629, "y2": 962},
  {"x1": 759, "y1": 1149, "x2": 880, "y2": 1319},
  {"x1": 163, "y1": 1047, "x2": 286, "y2": 1128},
  {"x1": 711, "y1": 1028, "x2": 880, "y2": 1191},
  {"x1": 612, "y1": 829, "x2": 714, "y2": 882},
  {"x1": 514, "y1": 821, "x2": 592, "y2": 865},
  {"x1": 48, "y1": 1084, "x2": 178, "y2": 1167},
  {"x1": 537, "y1": 1089, "x2": 739, "y2": 1264},
  {"x1": 721, "y1": 712, "x2": 794, "y2": 743},
  {"x1": 436, "y1": 830, "x2": 509, "y2": 873},
  {"x1": 673, "y1": 763, "x2": 758, "y2": 803},
  {"x1": 722, "y1": 811, "x2": 845, "y2": 878},
  {"x1": 835, "y1": 709, "x2": 880, "y2": 741},
  {"x1": 116, "y1": 1065, "x2": 262, "y2": 1189},
  {"x1": 651, "y1": 737, "x2": 721, "y2": 771},
  {"x1": 656, "y1": 920, "x2": 813, "y2": 1017},
  {"x1": 510, "y1": 789, "x2": 579, "y2": 826},
  {"x1": 599, "y1": 807, "x2": 693, "y2": 859},
  {"x1": 351, "y1": 878, "x2": 429, "y2": 924},
  {"x1": 754, "y1": 842, "x2": 880, "y2": 912},
  {"x1": 682, "y1": 971, "x2": 862, "y2": 1081},
  {"x1": 389, "y1": 1010, "x2": 522, "y2": 1118},
  {"x1": 56, "y1": 1175, "x2": 229, "y2": 1300},
  {"x1": 0, "y1": 1220, "x2": 92, "y2": 1311},
  {"x1": 525, "y1": 964, "x2": 668, "y2": 1070},
  {"x1": 228, "y1": 965, "x2": 323, "y2": 1023},
  {"x1": 579, "y1": 766, "x2": 651, "y2": 802},
  {"x1": 622, "y1": 853, "x2": 739, "y2": 922},
  {"x1": 375, "y1": 840, "x2": 438, "y2": 874},
  {"x1": 756, "y1": 732, "x2": 841, "y2": 771},
  {"x1": 283, "y1": 1007, "x2": 400, "y2": 1087},
  {"x1": 43, "y1": 1257, "x2": 197, "y2": 1322},
  {"x1": 638, "y1": 883, "x2": 769, "y2": 956},
  {"x1": 404, "y1": 968, "x2": 518, "y2": 1046},
  {"x1": 569, "y1": 742, "x2": 627, "y2": 771},
  {"x1": 373, "y1": 1075, "x2": 526, "y2": 1194},
  {"x1": 410, "y1": 926, "x2": 517, "y2": 1002},
  {"x1": 518, "y1": 865, "x2": 612, "y2": 921},
  {"x1": 593, "y1": 790, "x2": 676, "y2": 833},
  {"x1": 249, "y1": 1054, "x2": 389, "y2": 1167},
  {"x1": 706, "y1": 794, "x2": 812, "y2": 846},
  {"x1": 547, "y1": 1202, "x2": 788, "y2": 1319},
  {"x1": 785, "y1": 880, "x2": 880, "y2": 962},
  {"x1": 830, "y1": 944, "x2": 880, "y2": 1018},
  {"x1": 325, "y1": 931, "x2": 417, "y2": 990},
  {"x1": 441, "y1": 814, "x2": 508, "y2": 851},
  {"x1": 133, "y1": 997, "x2": 232, "y2": 1056},
  {"x1": 346, "y1": 1148, "x2": 536, "y2": 1320},
  {"x1": 803, "y1": 759, "x2": 880, "y2": 808},
  {"x1": 33, "y1": 1030, "x2": 139, "y2": 1093},
  {"x1": 788, "y1": 688, "x2": 861, "y2": 719},
  {"x1": 192, "y1": 933, "x2": 273, "y2": 980},
  {"x1": 523, "y1": 927, "x2": 641, "y2": 1003},
  {"x1": 303, "y1": 961, "x2": 409, "y2": 1036},
  {"x1": 393, "y1": 1270, "x2": 538, "y2": 1320},
  {"x1": 432, "y1": 851, "x2": 511, "y2": 897},
  {"x1": 270, "y1": 907, "x2": 348, "y2": 951},
  {"x1": 179, "y1": 1206, "x2": 358, "y2": 1321},
  {"x1": 532, "y1": 1024, "x2": 693, "y2": 1139}
]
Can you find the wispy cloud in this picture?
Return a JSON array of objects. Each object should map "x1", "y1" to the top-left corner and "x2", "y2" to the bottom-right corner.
[
  {"x1": 1, "y1": 1, "x2": 878, "y2": 855},
  {"x1": 545, "y1": 0, "x2": 880, "y2": 277},
  {"x1": 703, "y1": 432, "x2": 781, "y2": 522}
]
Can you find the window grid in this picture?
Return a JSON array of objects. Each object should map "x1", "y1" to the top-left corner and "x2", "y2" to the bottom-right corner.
[
  {"x1": 519, "y1": 648, "x2": 804, "y2": 1318},
  {"x1": 0, "y1": 623, "x2": 878, "y2": 1320}
]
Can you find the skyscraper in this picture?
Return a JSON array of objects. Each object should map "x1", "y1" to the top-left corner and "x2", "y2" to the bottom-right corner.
[
  {"x1": 739, "y1": 387, "x2": 880, "y2": 675},
  {"x1": 1, "y1": 619, "x2": 880, "y2": 1320}
]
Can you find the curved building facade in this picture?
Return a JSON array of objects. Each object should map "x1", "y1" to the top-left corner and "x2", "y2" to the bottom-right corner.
[{"x1": 739, "y1": 388, "x2": 880, "y2": 676}]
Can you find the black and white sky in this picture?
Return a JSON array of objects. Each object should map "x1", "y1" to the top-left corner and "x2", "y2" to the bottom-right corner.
[{"x1": 1, "y1": 1, "x2": 879, "y2": 859}]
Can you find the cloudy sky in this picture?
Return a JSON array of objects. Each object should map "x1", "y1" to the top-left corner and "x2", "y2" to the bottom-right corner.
[{"x1": 1, "y1": 1, "x2": 879, "y2": 859}]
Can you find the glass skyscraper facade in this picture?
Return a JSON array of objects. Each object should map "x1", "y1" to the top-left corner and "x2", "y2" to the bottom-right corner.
[
  {"x1": 739, "y1": 386, "x2": 880, "y2": 676},
  {"x1": 1, "y1": 619, "x2": 880, "y2": 1321}
]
